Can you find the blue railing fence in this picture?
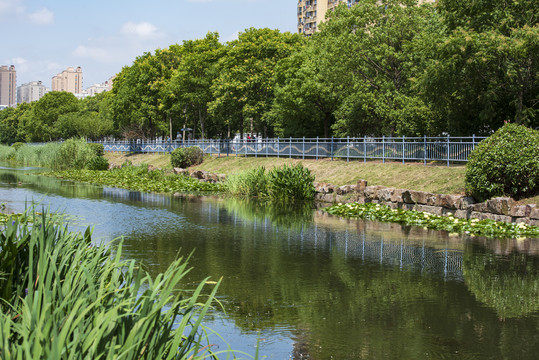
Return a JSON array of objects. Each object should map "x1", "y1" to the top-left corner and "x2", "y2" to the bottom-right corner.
[{"x1": 93, "y1": 136, "x2": 486, "y2": 166}]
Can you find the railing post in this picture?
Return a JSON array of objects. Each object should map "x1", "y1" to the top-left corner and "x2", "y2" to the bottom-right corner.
[
  {"x1": 266, "y1": 137, "x2": 269, "y2": 157},
  {"x1": 277, "y1": 137, "x2": 280, "y2": 158},
  {"x1": 331, "y1": 136, "x2": 334, "y2": 161},
  {"x1": 289, "y1": 136, "x2": 292, "y2": 159},
  {"x1": 423, "y1": 135, "x2": 427, "y2": 166},
  {"x1": 302, "y1": 136, "x2": 305, "y2": 160},
  {"x1": 447, "y1": 135, "x2": 450, "y2": 167},
  {"x1": 347, "y1": 136, "x2": 350, "y2": 162},
  {"x1": 316, "y1": 137, "x2": 319, "y2": 160},
  {"x1": 382, "y1": 136, "x2": 385, "y2": 163},
  {"x1": 245, "y1": 137, "x2": 248, "y2": 157},
  {"x1": 402, "y1": 135, "x2": 405, "y2": 164},
  {"x1": 364, "y1": 136, "x2": 366, "y2": 163}
]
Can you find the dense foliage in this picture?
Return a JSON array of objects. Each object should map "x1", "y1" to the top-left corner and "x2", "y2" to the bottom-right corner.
[
  {"x1": 225, "y1": 164, "x2": 315, "y2": 201},
  {"x1": 47, "y1": 164, "x2": 222, "y2": 193},
  {"x1": 0, "y1": 0, "x2": 536, "y2": 141},
  {"x1": 325, "y1": 202, "x2": 539, "y2": 238},
  {"x1": 0, "y1": 139, "x2": 109, "y2": 171},
  {"x1": 0, "y1": 211, "x2": 227, "y2": 359},
  {"x1": 465, "y1": 124, "x2": 539, "y2": 201},
  {"x1": 170, "y1": 146, "x2": 204, "y2": 168}
]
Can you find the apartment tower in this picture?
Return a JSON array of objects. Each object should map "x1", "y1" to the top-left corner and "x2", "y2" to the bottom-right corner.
[
  {"x1": 0, "y1": 65, "x2": 17, "y2": 107},
  {"x1": 17, "y1": 81, "x2": 49, "y2": 104},
  {"x1": 297, "y1": 0, "x2": 433, "y2": 36},
  {"x1": 52, "y1": 66, "x2": 83, "y2": 94}
]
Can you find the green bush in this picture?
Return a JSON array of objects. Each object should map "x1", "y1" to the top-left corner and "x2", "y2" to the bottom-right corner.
[
  {"x1": 268, "y1": 163, "x2": 316, "y2": 201},
  {"x1": 86, "y1": 156, "x2": 109, "y2": 170},
  {"x1": 57, "y1": 138, "x2": 96, "y2": 170},
  {"x1": 88, "y1": 142, "x2": 105, "y2": 157},
  {"x1": 10, "y1": 142, "x2": 25, "y2": 151},
  {"x1": 465, "y1": 124, "x2": 539, "y2": 201},
  {"x1": 171, "y1": 146, "x2": 204, "y2": 168}
]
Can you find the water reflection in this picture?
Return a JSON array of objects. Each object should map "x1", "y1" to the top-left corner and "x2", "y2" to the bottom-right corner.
[{"x1": 1, "y1": 166, "x2": 538, "y2": 359}]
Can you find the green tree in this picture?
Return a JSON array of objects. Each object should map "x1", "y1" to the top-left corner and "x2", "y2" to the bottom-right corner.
[
  {"x1": 419, "y1": 1, "x2": 539, "y2": 134},
  {"x1": 18, "y1": 92, "x2": 80, "y2": 142},
  {"x1": 166, "y1": 33, "x2": 224, "y2": 139},
  {"x1": 0, "y1": 103, "x2": 32, "y2": 144},
  {"x1": 209, "y1": 28, "x2": 304, "y2": 138},
  {"x1": 314, "y1": 0, "x2": 439, "y2": 137},
  {"x1": 271, "y1": 42, "x2": 338, "y2": 138},
  {"x1": 110, "y1": 45, "x2": 183, "y2": 139}
]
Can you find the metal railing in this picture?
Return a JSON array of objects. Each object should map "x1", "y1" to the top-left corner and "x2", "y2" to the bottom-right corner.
[{"x1": 95, "y1": 135, "x2": 486, "y2": 166}]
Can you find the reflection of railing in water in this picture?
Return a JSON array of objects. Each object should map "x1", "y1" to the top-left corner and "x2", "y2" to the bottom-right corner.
[{"x1": 210, "y1": 203, "x2": 465, "y2": 280}]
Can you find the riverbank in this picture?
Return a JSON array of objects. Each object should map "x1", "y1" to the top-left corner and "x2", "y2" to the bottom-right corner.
[{"x1": 104, "y1": 152, "x2": 539, "y2": 206}]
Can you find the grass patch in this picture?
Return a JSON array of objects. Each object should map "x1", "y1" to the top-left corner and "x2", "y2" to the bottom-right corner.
[{"x1": 105, "y1": 152, "x2": 172, "y2": 169}]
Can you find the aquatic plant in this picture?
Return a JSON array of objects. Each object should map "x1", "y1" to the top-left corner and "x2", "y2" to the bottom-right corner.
[
  {"x1": 224, "y1": 164, "x2": 315, "y2": 201},
  {"x1": 324, "y1": 202, "x2": 539, "y2": 238},
  {"x1": 46, "y1": 164, "x2": 223, "y2": 193},
  {"x1": 0, "y1": 210, "x2": 239, "y2": 359}
]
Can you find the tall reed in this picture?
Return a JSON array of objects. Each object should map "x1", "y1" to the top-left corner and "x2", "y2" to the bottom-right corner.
[{"x1": 0, "y1": 210, "x2": 242, "y2": 359}]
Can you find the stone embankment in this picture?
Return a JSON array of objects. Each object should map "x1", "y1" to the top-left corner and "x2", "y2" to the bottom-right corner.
[
  {"x1": 171, "y1": 167, "x2": 538, "y2": 226},
  {"x1": 314, "y1": 180, "x2": 539, "y2": 226}
]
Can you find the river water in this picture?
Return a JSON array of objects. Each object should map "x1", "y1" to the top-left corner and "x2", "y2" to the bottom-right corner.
[{"x1": 1, "y1": 165, "x2": 538, "y2": 359}]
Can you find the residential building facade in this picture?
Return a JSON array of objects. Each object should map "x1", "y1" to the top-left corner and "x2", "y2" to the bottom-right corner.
[
  {"x1": 297, "y1": 0, "x2": 433, "y2": 36},
  {"x1": 0, "y1": 65, "x2": 17, "y2": 107},
  {"x1": 17, "y1": 81, "x2": 49, "y2": 104},
  {"x1": 52, "y1": 66, "x2": 83, "y2": 94}
]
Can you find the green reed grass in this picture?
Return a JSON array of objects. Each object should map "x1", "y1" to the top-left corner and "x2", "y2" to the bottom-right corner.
[
  {"x1": 0, "y1": 145, "x2": 15, "y2": 162},
  {"x1": 0, "y1": 210, "x2": 248, "y2": 359}
]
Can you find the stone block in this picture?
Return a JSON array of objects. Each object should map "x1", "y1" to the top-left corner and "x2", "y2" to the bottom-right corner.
[
  {"x1": 173, "y1": 167, "x2": 188, "y2": 175},
  {"x1": 454, "y1": 209, "x2": 470, "y2": 219},
  {"x1": 378, "y1": 187, "x2": 396, "y2": 202},
  {"x1": 401, "y1": 190, "x2": 435, "y2": 205},
  {"x1": 390, "y1": 189, "x2": 405, "y2": 203},
  {"x1": 436, "y1": 194, "x2": 462, "y2": 209},
  {"x1": 458, "y1": 197, "x2": 476, "y2": 209},
  {"x1": 415, "y1": 205, "x2": 443, "y2": 216},
  {"x1": 336, "y1": 185, "x2": 352, "y2": 195},
  {"x1": 469, "y1": 202, "x2": 488, "y2": 213},
  {"x1": 357, "y1": 179, "x2": 368, "y2": 192},
  {"x1": 364, "y1": 186, "x2": 386, "y2": 200},
  {"x1": 486, "y1": 197, "x2": 514, "y2": 215},
  {"x1": 530, "y1": 207, "x2": 539, "y2": 220}
]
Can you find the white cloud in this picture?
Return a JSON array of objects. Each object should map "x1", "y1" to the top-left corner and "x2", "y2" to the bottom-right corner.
[
  {"x1": 28, "y1": 8, "x2": 54, "y2": 25},
  {"x1": 73, "y1": 45, "x2": 114, "y2": 63},
  {"x1": 120, "y1": 21, "x2": 162, "y2": 39}
]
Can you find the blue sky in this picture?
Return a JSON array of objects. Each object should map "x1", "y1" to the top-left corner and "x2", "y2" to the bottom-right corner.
[{"x1": 1, "y1": 0, "x2": 297, "y2": 88}]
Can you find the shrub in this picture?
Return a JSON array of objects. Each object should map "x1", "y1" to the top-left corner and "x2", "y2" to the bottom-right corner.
[
  {"x1": 57, "y1": 138, "x2": 96, "y2": 170},
  {"x1": 88, "y1": 142, "x2": 105, "y2": 157},
  {"x1": 171, "y1": 146, "x2": 204, "y2": 168},
  {"x1": 267, "y1": 163, "x2": 316, "y2": 201},
  {"x1": 86, "y1": 156, "x2": 109, "y2": 170},
  {"x1": 465, "y1": 124, "x2": 539, "y2": 201},
  {"x1": 10, "y1": 142, "x2": 25, "y2": 151}
]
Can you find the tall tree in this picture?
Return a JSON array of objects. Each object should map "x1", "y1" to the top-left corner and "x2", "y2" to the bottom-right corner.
[
  {"x1": 18, "y1": 92, "x2": 80, "y2": 142},
  {"x1": 110, "y1": 45, "x2": 182, "y2": 139},
  {"x1": 271, "y1": 42, "x2": 338, "y2": 138},
  {"x1": 166, "y1": 33, "x2": 224, "y2": 139},
  {"x1": 315, "y1": 0, "x2": 439, "y2": 137},
  {"x1": 417, "y1": 1, "x2": 539, "y2": 134},
  {"x1": 209, "y1": 28, "x2": 304, "y2": 138}
]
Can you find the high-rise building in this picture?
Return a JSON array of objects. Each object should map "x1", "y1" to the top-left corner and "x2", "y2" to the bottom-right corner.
[
  {"x1": 297, "y1": 0, "x2": 434, "y2": 36},
  {"x1": 52, "y1": 66, "x2": 83, "y2": 94},
  {"x1": 17, "y1": 81, "x2": 49, "y2": 104},
  {"x1": 0, "y1": 65, "x2": 17, "y2": 107}
]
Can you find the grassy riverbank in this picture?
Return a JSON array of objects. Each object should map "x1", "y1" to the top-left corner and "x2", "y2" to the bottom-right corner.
[{"x1": 105, "y1": 153, "x2": 468, "y2": 195}]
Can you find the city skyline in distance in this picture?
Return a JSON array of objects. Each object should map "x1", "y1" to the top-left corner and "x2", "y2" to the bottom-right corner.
[{"x1": 1, "y1": 0, "x2": 297, "y2": 88}]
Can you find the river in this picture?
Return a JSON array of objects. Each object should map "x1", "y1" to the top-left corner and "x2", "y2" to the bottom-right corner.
[{"x1": 1, "y1": 165, "x2": 538, "y2": 359}]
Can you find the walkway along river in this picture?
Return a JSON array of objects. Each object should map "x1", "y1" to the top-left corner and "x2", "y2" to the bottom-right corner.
[{"x1": 1, "y1": 164, "x2": 538, "y2": 359}]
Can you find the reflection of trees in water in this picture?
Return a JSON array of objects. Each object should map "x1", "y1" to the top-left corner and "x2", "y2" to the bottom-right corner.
[{"x1": 463, "y1": 245, "x2": 539, "y2": 318}]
